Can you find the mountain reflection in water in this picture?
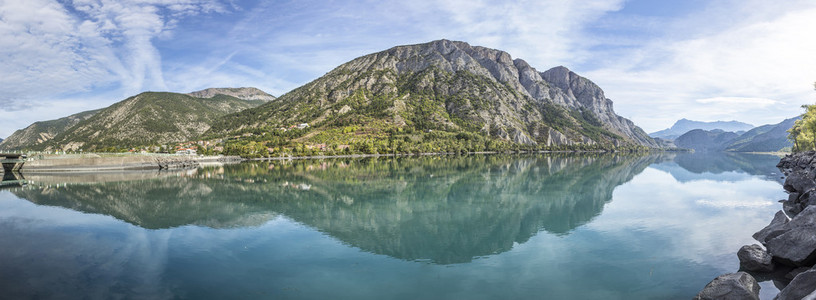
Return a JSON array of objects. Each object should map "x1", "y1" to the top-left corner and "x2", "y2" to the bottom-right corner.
[
  {"x1": 12, "y1": 154, "x2": 665, "y2": 264},
  {"x1": 1, "y1": 152, "x2": 789, "y2": 299}
]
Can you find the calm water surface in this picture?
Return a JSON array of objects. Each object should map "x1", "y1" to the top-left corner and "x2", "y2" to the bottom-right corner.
[{"x1": 0, "y1": 153, "x2": 787, "y2": 299}]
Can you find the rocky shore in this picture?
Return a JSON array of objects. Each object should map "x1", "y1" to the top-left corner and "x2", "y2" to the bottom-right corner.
[{"x1": 696, "y1": 151, "x2": 816, "y2": 299}]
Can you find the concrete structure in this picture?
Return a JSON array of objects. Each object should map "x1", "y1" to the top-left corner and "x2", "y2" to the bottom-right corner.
[
  {"x1": 0, "y1": 153, "x2": 26, "y2": 173},
  {"x1": 0, "y1": 171, "x2": 25, "y2": 189}
]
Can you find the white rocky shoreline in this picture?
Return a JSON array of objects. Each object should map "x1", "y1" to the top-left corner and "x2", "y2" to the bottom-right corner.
[{"x1": 696, "y1": 151, "x2": 816, "y2": 299}]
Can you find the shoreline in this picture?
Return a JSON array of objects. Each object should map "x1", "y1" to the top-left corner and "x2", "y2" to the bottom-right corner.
[
  {"x1": 249, "y1": 149, "x2": 656, "y2": 161},
  {"x1": 6, "y1": 154, "x2": 242, "y2": 173},
  {"x1": 696, "y1": 151, "x2": 816, "y2": 299},
  {"x1": 0, "y1": 149, "x2": 732, "y2": 172},
  {"x1": 1, "y1": 150, "x2": 649, "y2": 173}
]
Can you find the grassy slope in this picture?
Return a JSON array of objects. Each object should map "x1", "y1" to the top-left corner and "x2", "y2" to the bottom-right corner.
[{"x1": 40, "y1": 92, "x2": 262, "y2": 151}]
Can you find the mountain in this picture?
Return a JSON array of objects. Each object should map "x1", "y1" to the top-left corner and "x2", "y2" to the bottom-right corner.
[
  {"x1": 0, "y1": 109, "x2": 101, "y2": 151},
  {"x1": 725, "y1": 116, "x2": 799, "y2": 152},
  {"x1": 187, "y1": 87, "x2": 276, "y2": 103},
  {"x1": 32, "y1": 91, "x2": 270, "y2": 151},
  {"x1": 650, "y1": 119, "x2": 754, "y2": 140},
  {"x1": 674, "y1": 129, "x2": 741, "y2": 152},
  {"x1": 672, "y1": 117, "x2": 798, "y2": 152},
  {"x1": 207, "y1": 40, "x2": 658, "y2": 151}
]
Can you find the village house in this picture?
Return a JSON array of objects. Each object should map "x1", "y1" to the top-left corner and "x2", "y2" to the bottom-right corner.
[{"x1": 175, "y1": 148, "x2": 197, "y2": 155}]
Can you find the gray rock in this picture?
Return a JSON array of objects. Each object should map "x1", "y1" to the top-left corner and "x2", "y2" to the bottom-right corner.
[
  {"x1": 782, "y1": 200, "x2": 803, "y2": 217},
  {"x1": 785, "y1": 267, "x2": 811, "y2": 280},
  {"x1": 694, "y1": 272, "x2": 760, "y2": 300},
  {"x1": 757, "y1": 206, "x2": 816, "y2": 267},
  {"x1": 766, "y1": 226, "x2": 816, "y2": 266},
  {"x1": 753, "y1": 210, "x2": 790, "y2": 244},
  {"x1": 801, "y1": 191, "x2": 816, "y2": 209},
  {"x1": 776, "y1": 269, "x2": 816, "y2": 300},
  {"x1": 738, "y1": 244, "x2": 775, "y2": 272},
  {"x1": 784, "y1": 169, "x2": 816, "y2": 194},
  {"x1": 787, "y1": 205, "x2": 816, "y2": 228}
]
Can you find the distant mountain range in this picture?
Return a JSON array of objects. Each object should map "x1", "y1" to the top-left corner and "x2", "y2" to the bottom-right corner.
[
  {"x1": 650, "y1": 119, "x2": 755, "y2": 140},
  {"x1": 673, "y1": 117, "x2": 799, "y2": 152},
  {"x1": 0, "y1": 87, "x2": 275, "y2": 151}
]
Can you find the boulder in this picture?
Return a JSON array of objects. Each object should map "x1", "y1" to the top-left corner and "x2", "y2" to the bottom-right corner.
[
  {"x1": 766, "y1": 226, "x2": 816, "y2": 266},
  {"x1": 753, "y1": 210, "x2": 791, "y2": 244},
  {"x1": 778, "y1": 151, "x2": 816, "y2": 176},
  {"x1": 776, "y1": 268, "x2": 816, "y2": 300},
  {"x1": 785, "y1": 267, "x2": 811, "y2": 280},
  {"x1": 694, "y1": 272, "x2": 760, "y2": 300},
  {"x1": 782, "y1": 200, "x2": 803, "y2": 217},
  {"x1": 801, "y1": 191, "x2": 816, "y2": 209},
  {"x1": 764, "y1": 206, "x2": 816, "y2": 266},
  {"x1": 788, "y1": 205, "x2": 816, "y2": 227},
  {"x1": 783, "y1": 169, "x2": 816, "y2": 194},
  {"x1": 738, "y1": 244, "x2": 775, "y2": 272}
]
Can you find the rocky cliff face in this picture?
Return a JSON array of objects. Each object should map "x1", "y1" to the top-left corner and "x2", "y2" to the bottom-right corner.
[
  {"x1": 208, "y1": 40, "x2": 658, "y2": 148},
  {"x1": 0, "y1": 109, "x2": 100, "y2": 151},
  {"x1": 187, "y1": 87, "x2": 276, "y2": 102}
]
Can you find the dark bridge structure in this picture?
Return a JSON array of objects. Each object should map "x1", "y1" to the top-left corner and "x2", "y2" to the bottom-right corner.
[
  {"x1": 1, "y1": 153, "x2": 26, "y2": 173},
  {"x1": 1, "y1": 153, "x2": 27, "y2": 189}
]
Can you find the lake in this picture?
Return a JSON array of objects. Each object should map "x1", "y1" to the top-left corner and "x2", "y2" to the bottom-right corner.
[{"x1": 0, "y1": 152, "x2": 788, "y2": 299}]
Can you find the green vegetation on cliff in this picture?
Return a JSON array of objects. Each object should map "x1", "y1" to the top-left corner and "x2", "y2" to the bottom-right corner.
[{"x1": 30, "y1": 92, "x2": 268, "y2": 152}]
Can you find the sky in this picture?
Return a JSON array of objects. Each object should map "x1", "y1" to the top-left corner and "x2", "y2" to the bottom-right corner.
[{"x1": 1, "y1": 0, "x2": 816, "y2": 138}]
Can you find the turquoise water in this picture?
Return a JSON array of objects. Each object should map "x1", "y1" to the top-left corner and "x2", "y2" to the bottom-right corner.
[{"x1": 0, "y1": 153, "x2": 786, "y2": 299}]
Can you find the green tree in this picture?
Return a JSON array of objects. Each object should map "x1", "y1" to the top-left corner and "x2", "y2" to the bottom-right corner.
[{"x1": 790, "y1": 82, "x2": 816, "y2": 152}]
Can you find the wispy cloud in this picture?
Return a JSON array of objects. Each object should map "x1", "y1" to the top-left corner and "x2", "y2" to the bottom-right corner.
[
  {"x1": 584, "y1": 1, "x2": 816, "y2": 131},
  {"x1": 696, "y1": 97, "x2": 779, "y2": 107},
  {"x1": 0, "y1": 0, "x2": 227, "y2": 111},
  {"x1": 2, "y1": 0, "x2": 815, "y2": 138}
]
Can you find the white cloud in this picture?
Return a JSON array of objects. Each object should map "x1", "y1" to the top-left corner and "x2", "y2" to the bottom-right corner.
[
  {"x1": 0, "y1": 0, "x2": 226, "y2": 114},
  {"x1": 695, "y1": 97, "x2": 779, "y2": 107},
  {"x1": 3, "y1": 0, "x2": 815, "y2": 138},
  {"x1": 584, "y1": 2, "x2": 816, "y2": 132},
  {"x1": 0, "y1": 0, "x2": 110, "y2": 106},
  {"x1": 396, "y1": 0, "x2": 626, "y2": 68}
]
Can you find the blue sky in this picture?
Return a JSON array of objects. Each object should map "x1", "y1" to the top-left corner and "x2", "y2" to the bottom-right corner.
[{"x1": 1, "y1": 0, "x2": 815, "y2": 138}]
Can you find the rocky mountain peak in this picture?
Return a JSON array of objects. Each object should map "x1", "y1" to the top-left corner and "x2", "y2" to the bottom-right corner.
[
  {"x1": 539, "y1": 66, "x2": 572, "y2": 89},
  {"x1": 187, "y1": 87, "x2": 276, "y2": 102},
  {"x1": 209, "y1": 39, "x2": 659, "y2": 149}
]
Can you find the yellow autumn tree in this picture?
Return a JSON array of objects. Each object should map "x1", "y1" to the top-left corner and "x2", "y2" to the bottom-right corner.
[{"x1": 789, "y1": 82, "x2": 816, "y2": 152}]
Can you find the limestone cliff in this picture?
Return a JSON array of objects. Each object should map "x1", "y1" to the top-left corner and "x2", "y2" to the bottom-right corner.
[
  {"x1": 187, "y1": 87, "x2": 276, "y2": 102},
  {"x1": 208, "y1": 40, "x2": 659, "y2": 148}
]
